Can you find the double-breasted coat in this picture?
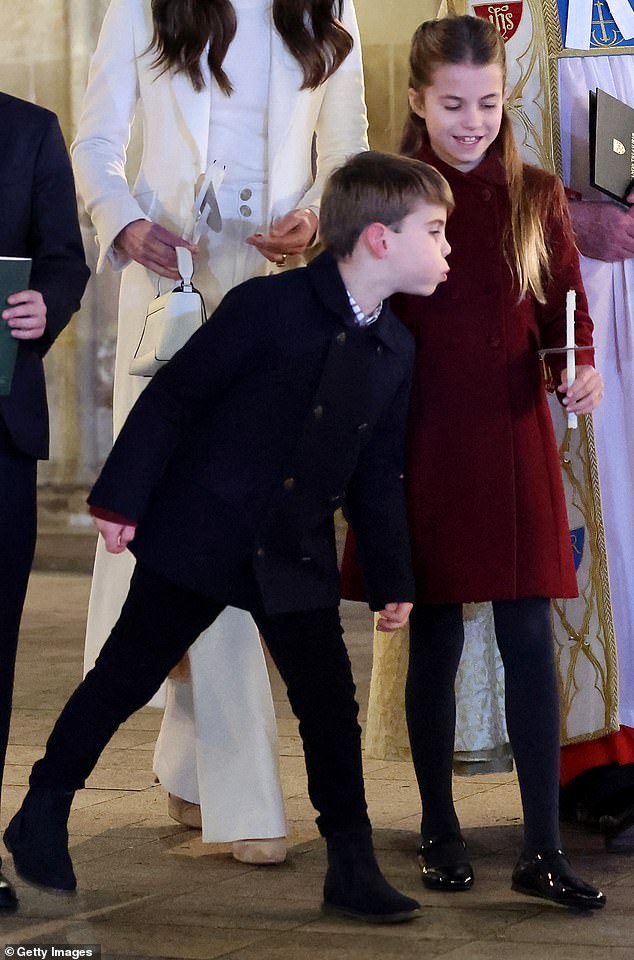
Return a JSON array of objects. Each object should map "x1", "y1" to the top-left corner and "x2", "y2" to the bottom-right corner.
[
  {"x1": 89, "y1": 252, "x2": 416, "y2": 615},
  {"x1": 342, "y1": 146, "x2": 594, "y2": 605}
]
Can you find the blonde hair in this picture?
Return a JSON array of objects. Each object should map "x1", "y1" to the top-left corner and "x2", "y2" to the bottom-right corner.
[{"x1": 402, "y1": 16, "x2": 560, "y2": 303}]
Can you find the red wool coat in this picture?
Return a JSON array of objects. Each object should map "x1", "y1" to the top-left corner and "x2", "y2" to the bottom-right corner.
[{"x1": 341, "y1": 145, "x2": 594, "y2": 604}]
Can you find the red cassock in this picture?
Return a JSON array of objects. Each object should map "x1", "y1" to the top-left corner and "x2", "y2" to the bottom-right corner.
[{"x1": 341, "y1": 145, "x2": 594, "y2": 605}]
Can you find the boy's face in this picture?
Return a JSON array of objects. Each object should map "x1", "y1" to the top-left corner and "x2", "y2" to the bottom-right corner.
[{"x1": 385, "y1": 201, "x2": 450, "y2": 297}]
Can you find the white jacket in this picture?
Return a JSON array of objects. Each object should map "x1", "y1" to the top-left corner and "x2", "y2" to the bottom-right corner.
[
  {"x1": 72, "y1": 0, "x2": 368, "y2": 274},
  {"x1": 72, "y1": 0, "x2": 368, "y2": 432}
]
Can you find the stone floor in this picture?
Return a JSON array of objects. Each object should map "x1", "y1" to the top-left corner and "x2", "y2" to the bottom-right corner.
[{"x1": 1, "y1": 569, "x2": 633, "y2": 959}]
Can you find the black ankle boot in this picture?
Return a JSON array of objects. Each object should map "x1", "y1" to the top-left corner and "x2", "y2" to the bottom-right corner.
[
  {"x1": 418, "y1": 833, "x2": 474, "y2": 891},
  {"x1": 0, "y1": 860, "x2": 18, "y2": 910},
  {"x1": 511, "y1": 849, "x2": 606, "y2": 910},
  {"x1": 3, "y1": 788, "x2": 76, "y2": 893},
  {"x1": 323, "y1": 827, "x2": 421, "y2": 923}
]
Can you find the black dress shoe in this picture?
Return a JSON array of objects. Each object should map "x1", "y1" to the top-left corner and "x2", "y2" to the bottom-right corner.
[
  {"x1": 0, "y1": 865, "x2": 18, "y2": 910},
  {"x1": 418, "y1": 834, "x2": 474, "y2": 891},
  {"x1": 512, "y1": 849, "x2": 606, "y2": 910},
  {"x1": 4, "y1": 788, "x2": 76, "y2": 894},
  {"x1": 599, "y1": 803, "x2": 634, "y2": 853}
]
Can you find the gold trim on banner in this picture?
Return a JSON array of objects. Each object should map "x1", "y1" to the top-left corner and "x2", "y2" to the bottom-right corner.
[{"x1": 540, "y1": 0, "x2": 619, "y2": 742}]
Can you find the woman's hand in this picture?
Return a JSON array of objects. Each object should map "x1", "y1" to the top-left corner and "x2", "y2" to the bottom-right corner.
[
  {"x1": 3, "y1": 290, "x2": 46, "y2": 339},
  {"x1": 246, "y1": 208, "x2": 318, "y2": 264},
  {"x1": 114, "y1": 219, "x2": 198, "y2": 279},
  {"x1": 558, "y1": 364, "x2": 604, "y2": 414}
]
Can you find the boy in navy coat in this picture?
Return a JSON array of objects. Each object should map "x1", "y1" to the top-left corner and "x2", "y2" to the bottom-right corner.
[
  {"x1": 0, "y1": 93, "x2": 89, "y2": 911},
  {"x1": 5, "y1": 152, "x2": 452, "y2": 923}
]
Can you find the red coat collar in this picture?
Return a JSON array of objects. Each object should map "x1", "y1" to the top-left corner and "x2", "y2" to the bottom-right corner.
[{"x1": 416, "y1": 140, "x2": 508, "y2": 188}]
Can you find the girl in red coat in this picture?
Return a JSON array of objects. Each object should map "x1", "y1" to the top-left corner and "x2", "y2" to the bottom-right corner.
[{"x1": 343, "y1": 15, "x2": 606, "y2": 909}]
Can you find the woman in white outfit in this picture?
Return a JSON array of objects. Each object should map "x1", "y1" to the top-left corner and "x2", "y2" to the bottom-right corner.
[{"x1": 74, "y1": 0, "x2": 368, "y2": 861}]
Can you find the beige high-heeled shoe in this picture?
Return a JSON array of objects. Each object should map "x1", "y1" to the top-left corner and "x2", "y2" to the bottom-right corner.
[
  {"x1": 168, "y1": 795, "x2": 286, "y2": 862},
  {"x1": 167, "y1": 793, "x2": 202, "y2": 830},
  {"x1": 231, "y1": 837, "x2": 287, "y2": 864}
]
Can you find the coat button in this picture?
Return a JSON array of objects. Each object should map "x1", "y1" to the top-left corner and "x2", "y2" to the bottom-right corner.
[
  {"x1": 481, "y1": 188, "x2": 492, "y2": 201},
  {"x1": 240, "y1": 187, "x2": 252, "y2": 201},
  {"x1": 239, "y1": 204, "x2": 252, "y2": 217},
  {"x1": 356, "y1": 422, "x2": 368, "y2": 433},
  {"x1": 336, "y1": 331, "x2": 346, "y2": 345},
  {"x1": 376, "y1": 344, "x2": 383, "y2": 355},
  {"x1": 283, "y1": 477, "x2": 296, "y2": 491},
  {"x1": 256, "y1": 547, "x2": 266, "y2": 558},
  {"x1": 313, "y1": 404, "x2": 324, "y2": 420},
  {"x1": 488, "y1": 335, "x2": 501, "y2": 349}
]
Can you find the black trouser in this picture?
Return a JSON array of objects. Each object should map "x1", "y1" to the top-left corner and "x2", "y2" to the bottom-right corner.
[
  {"x1": 406, "y1": 598, "x2": 561, "y2": 856},
  {"x1": 30, "y1": 562, "x2": 369, "y2": 837},
  {"x1": 0, "y1": 424, "x2": 37, "y2": 820}
]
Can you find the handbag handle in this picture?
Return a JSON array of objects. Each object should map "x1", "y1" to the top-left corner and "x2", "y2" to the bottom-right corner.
[{"x1": 176, "y1": 247, "x2": 194, "y2": 291}]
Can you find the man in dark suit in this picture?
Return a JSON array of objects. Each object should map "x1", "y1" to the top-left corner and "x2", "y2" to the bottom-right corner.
[
  {"x1": 5, "y1": 152, "x2": 452, "y2": 923},
  {"x1": 0, "y1": 93, "x2": 89, "y2": 910}
]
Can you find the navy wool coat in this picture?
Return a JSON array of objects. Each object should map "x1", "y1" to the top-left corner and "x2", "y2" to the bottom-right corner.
[
  {"x1": 89, "y1": 252, "x2": 416, "y2": 615},
  {"x1": 0, "y1": 93, "x2": 89, "y2": 459}
]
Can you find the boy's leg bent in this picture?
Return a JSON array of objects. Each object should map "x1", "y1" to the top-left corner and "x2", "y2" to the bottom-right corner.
[
  {"x1": 253, "y1": 606, "x2": 369, "y2": 837},
  {"x1": 30, "y1": 562, "x2": 225, "y2": 791}
]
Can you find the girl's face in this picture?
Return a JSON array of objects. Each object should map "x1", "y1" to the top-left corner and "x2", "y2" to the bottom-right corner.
[{"x1": 409, "y1": 62, "x2": 505, "y2": 172}]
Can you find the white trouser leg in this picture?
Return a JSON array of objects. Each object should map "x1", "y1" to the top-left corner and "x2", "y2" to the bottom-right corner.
[{"x1": 153, "y1": 607, "x2": 287, "y2": 842}]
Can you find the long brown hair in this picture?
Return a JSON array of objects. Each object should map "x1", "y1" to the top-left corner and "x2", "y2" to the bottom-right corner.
[
  {"x1": 149, "y1": 0, "x2": 353, "y2": 95},
  {"x1": 402, "y1": 15, "x2": 557, "y2": 303}
]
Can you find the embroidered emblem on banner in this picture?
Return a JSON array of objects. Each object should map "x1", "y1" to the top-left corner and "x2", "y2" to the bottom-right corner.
[
  {"x1": 613, "y1": 138, "x2": 626, "y2": 155},
  {"x1": 570, "y1": 527, "x2": 586, "y2": 572},
  {"x1": 473, "y1": 3, "x2": 523, "y2": 42}
]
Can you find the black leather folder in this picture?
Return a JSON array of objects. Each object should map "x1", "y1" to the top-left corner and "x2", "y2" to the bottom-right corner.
[{"x1": 589, "y1": 88, "x2": 634, "y2": 205}]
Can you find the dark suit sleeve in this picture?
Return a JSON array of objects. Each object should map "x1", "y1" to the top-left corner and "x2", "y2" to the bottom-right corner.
[
  {"x1": 344, "y1": 366, "x2": 416, "y2": 610},
  {"x1": 28, "y1": 112, "x2": 89, "y2": 353},
  {"x1": 88, "y1": 284, "x2": 270, "y2": 521}
]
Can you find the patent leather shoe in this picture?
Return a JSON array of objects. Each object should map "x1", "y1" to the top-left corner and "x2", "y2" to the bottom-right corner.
[
  {"x1": 0, "y1": 864, "x2": 18, "y2": 910},
  {"x1": 418, "y1": 834, "x2": 474, "y2": 891},
  {"x1": 512, "y1": 849, "x2": 606, "y2": 910}
]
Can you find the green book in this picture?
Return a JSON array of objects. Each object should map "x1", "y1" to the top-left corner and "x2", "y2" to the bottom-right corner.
[{"x1": 0, "y1": 257, "x2": 32, "y2": 396}]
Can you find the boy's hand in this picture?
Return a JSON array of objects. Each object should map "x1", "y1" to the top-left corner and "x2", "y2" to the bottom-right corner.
[
  {"x1": 558, "y1": 365, "x2": 604, "y2": 414},
  {"x1": 376, "y1": 602, "x2": 413, "y2": 632},
  {"x1": 95, "y1": 517, "x2": 136, "y2": 554},
  {"x1": 3, "y1": 290, "x2": 47, "y2": 339}
]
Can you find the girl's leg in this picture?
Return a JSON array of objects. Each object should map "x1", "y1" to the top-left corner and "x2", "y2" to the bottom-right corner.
[
  {"x1": 493, "y1": 598, "x2": 606, "y2": 909},
  {"x1": 492, "y1": 598, "x2": 561, "y2": 855},
  {"x1": 406, "y1": 603, "x2": 465, "y2": 837}
]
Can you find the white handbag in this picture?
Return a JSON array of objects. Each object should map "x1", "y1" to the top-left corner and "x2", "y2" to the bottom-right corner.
[{"x1": 129, "y1": 247, "x2": 207, "y2": 377}]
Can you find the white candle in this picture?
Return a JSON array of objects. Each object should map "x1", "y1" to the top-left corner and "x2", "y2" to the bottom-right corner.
[{"x1": 566, "y1": 289, "x2": 577, "y2": 430}]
